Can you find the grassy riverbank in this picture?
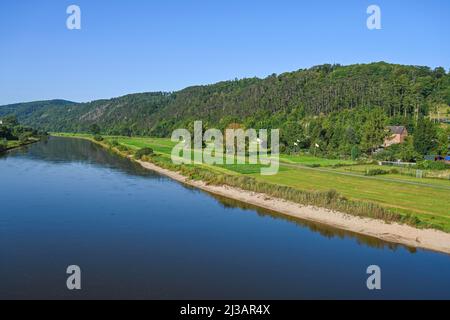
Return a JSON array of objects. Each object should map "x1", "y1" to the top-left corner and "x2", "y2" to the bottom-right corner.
[
  {"x1": 0, "y1": 116, "x2": 45, "y2": 153},
  {"x1": 53, "y1": 133, "x2": 450, "y2": 232},
  {"x1": 0, "y1": 137, "x2": 41, "y2": 153}
]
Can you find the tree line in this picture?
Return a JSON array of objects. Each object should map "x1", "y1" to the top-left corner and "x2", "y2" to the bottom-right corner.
[
  {"x1": 0, "y1": 115, "x2": 46, "y2": 152},
  {"x1": 0, "y1": 62, "x2": 448, "y2": 160}
]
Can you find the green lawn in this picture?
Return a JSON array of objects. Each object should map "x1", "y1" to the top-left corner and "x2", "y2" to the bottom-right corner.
[
  {"x1": 280, "y1": 154, "x2": 357, "y2": 167},
  {"x1": 252, "y1": 166, "x2": 450, "y2": 229},
  {"x1": 53, "y1": 133, "x2": 450, "y2": 231},
  {"x1": 336, "y1": 164, "x2": 450, "y2": 182}
]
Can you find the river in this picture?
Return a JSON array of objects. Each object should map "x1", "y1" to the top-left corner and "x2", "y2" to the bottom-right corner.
[{"x1": 0, "y1": 137, "x2": 449, "y2": 299}]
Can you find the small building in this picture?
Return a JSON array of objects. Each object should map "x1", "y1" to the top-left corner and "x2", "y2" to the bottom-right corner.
[
  {"x1": 445, "y1": 155, "x2": 450, "y2": 164},
  {"x1": 0, "y1": 119, "x2": 3, "y2": 125},
  {"x1": 384, "y1": 126, "x2": 408, "y2": 148},
  {"x1": 424, "y1": 155, "x2": 444, "y2": 162}
]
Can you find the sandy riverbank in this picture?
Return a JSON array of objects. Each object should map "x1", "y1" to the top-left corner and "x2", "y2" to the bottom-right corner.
[{"x1": 137, "y1": 159, "x2": 450, "y2": 255}]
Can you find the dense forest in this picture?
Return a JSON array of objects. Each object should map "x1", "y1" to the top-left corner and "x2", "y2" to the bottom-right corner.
[{"x1": 1, "y1": 62, "x2": 449, "y2": 159}]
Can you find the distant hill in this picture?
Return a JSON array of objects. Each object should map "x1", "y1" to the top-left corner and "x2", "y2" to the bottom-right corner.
[
  {"x1": 1, "y1": 62, "x2": 449, "y2": 138},
  {"x1": 0, "y1": 99, "x2": 75, "y2": 121}
]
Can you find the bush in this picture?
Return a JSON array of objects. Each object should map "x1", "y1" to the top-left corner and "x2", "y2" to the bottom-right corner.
[
  {"x1": 351, "y1": 145, "x2": 360, "y2": 161},
  {"x1": 135, "y1": 147, "x2": 154, "y2": 159},
  {"x1": 117, "y1": 145, "x2": 130, "y2": 152},
  {"x1": 0, "y1": 140, "x2": 7, "y2": 153},
  {"x1": 19, "y1": 132, "x2": 33, "y2": 142},
  {"x1": 417, "y1": 160, "x2": 449, "y2": 170},
  {"x1": 331, "y1": 163, "x2": 347, "y2": 169},
  {"x1": 365, "y1": 168, "x2": 389, "y2": 176},
  {"x1": 93, "y1": 134, "x2": 104, "y2": 142},
  {"x1": 110, "y1": 139, "x2": 119, "y2": 147}
]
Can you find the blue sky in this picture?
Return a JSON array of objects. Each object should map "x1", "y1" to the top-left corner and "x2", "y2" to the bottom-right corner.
[{"x1": 0, "y1": 0, "x2": 449, "y2": 105}]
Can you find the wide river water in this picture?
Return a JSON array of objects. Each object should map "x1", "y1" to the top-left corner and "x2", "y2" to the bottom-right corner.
[{"x1": 0, "y1": 137, "x2": 449, "y2": 299}]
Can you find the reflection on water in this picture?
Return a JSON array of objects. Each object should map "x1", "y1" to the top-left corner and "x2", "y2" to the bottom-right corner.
[
  {"x1": 209, "y1": 194, "x2": 414, "y2": 253},
  {"x1": 0, "y1": 137, "x2": 448, "y2": 299},
  {"x1": 8, "y1": 138, "x2": 407, "y2": 252},
  {"x1": 5, "y1": 137, "x2": 155, "y2": 177}
]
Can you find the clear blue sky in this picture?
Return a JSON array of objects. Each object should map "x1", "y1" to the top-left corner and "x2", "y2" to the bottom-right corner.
[{"x1": 0, "y1": 0, "x2": 449, "y2": 105}]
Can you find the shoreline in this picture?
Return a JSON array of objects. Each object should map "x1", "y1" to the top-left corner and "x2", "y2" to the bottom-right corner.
[
  {"x1": 52, "y1": 135, "x2": 450, "y2": 255},
  {"x1": 136, "y1": 159, "x2": 450, "y2": 255},
  {"x1": 1, "y1": 138, "x2": 41, "y2": 154}
]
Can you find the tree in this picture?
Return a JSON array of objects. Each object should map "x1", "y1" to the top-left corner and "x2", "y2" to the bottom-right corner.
[
  {"x1": 345, "y1": 127, "x2": 359, "y2": 146},
  {"x1": 0, "y1": 124, "x2": 12, "y2": 139},
  {"x1": 0, "y1": 139, "x2": 7, "y2": 153},
  {"x1": 119, "y1": 126, "x2": 132, "y2": 137},
  {"x1": 93, "y1": 134, "x2": 103, "y2": 142},
  {"x1": 433, "y1": 67, "x2": 446, "y2": 79},
  {"x1": 280, "y1": 121, "x2": 306, "y2": 153},
  {"x1": 3, "y1": 115, "x2": 19, "y2": 126},
  {"x1": 19, "y1": 131, "x2": 33, "y2": 143},
  {"x1": 90, "y1": 124, "x2": 101, "y2": 135},
  {"x1": 351, "y1": 145, "x2": 360, "y2": 161},
  {"x1": 397, "y1": 137, "x2": 420, "y2": 162},
  {"x1": 413, "y1": 117, "x2": 438, "y2": 155},
  {"x1": 436, "y1": 126, "x2": 449, "y2": 156},
  {"x1": 361, "y1": 108, "x2": 387, "y2": 154}
]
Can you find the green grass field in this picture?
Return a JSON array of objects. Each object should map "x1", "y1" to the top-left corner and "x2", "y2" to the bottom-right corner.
[
  {"x1": 336, "y1": 164, "x2": 450, "y2": 182},
  {"x1": 280, "y1": 154, "x2": 356, "y2": 167},
  {"x1": 53, "y1": 133, "x2": 450, "y2": 232}
]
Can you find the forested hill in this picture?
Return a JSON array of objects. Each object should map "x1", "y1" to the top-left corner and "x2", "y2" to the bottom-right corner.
[{"x1": 1, "y1": 62, "x2": 449, "y2": 156}]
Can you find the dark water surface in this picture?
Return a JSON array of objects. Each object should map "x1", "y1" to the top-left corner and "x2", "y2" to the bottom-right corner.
[{"x1": 0, "y1": 137, "x2": 449, "y2": 299}]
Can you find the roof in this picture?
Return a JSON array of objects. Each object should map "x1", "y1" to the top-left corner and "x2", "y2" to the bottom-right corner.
[{"x1": 387, "y1": 126, "x2": 407, "y2": 135}]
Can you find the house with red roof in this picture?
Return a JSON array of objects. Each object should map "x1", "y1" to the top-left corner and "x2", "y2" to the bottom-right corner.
[{"x1": 384, "y1": 126, "x2": 408, "y2": 148}]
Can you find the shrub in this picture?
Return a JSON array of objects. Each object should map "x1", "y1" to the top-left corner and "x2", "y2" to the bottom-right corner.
[
  {"x1": 117, "y1": 145, "x2": 129, "y2": 152},
  {"x1": 351, "y1": 145, "x2": 360, "y2": 161},
  {"x1": 110, "y1": 139, "x2": 119, "y2": 147},
  {"x1": 0, "y1": 139, "x2": 7, "y2": 153},
  {"x1": 90, "y1": 124, "x2": 101, "y2": 135},
  {"x1": 365, "y1": 168, "x2": 389, "y2": 176},
  {"x1": 417, "y1": 160, "x2": 449, "y2": 170},
  {"x1": 93, "y1": 134, "x2": 104, "y2": 142},
  {"x1": 19, "y1": 132, "x2": 33, "y2": 142},
  {"x1": 135, "y1": 147, "x2": 154, "y2": 159},
  {"x1": 331, "y1": 163, "x2": 347, "y2": 169}
]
